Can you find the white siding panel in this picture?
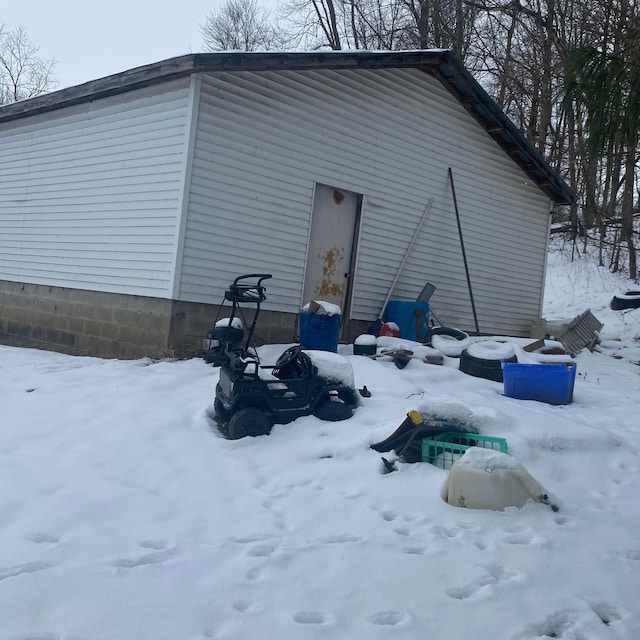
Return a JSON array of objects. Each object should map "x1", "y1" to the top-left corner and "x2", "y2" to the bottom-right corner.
[
  {"x1": 181, "y1": 69, "x2": 550, "y2": 335},
  {"x1": 0, "y1": 80, "x2": 191, "y2": 297}
]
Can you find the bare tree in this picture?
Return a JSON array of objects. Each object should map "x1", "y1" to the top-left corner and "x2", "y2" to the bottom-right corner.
[
  {"x1": 280, "y1": 0, "x2": 344, "y2": 49},
  {"x1": 0, "y1": 23, "x2": 56, "y2": 104},
  {"x1": 214, "y1": 0, "x2": 638, "y2": 278},
  {"x1": 565, "y1": 3, "x2": 640, "y2": 277},
  {"x1": 201, "y1": 0, "x2": 287, "y2": 51},
  {"x1": 281, "y1": 0, "x2": 479, "y2": 57}
]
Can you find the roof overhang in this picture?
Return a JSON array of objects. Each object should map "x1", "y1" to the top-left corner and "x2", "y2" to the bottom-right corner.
[{"x1": 0, "y1": 50, "x2": 575, "y2": 205}]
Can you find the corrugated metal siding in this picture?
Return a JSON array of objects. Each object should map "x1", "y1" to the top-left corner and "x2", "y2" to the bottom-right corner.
[
  {"x1": 0, "y1": 80, "x2": 191, "y2": 297},
  {"x1": 181, "y1": 68, "x2": 550, "y2": 336}
]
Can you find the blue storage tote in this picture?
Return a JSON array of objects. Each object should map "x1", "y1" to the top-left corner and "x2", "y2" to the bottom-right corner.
[
  {"x1": 299, "y1": 312, "x2": 341, "y2": 352},
  {"x1": 502, "y1": 362, "x2": 577, "y2": 405},
  {"x1": 384, "y1": 301, "x2": 430, "y2": 341}
]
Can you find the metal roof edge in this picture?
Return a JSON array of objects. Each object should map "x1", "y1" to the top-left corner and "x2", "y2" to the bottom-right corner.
[
  {"x1": 0, "y1": 50, "x2": 575, "y2": 205},
  {"x1": 0, "y1": 51, "x2": 446, "y2": 125},
  {"x1": 429, "y1": 52, "x2": 575, "y2": 205}
]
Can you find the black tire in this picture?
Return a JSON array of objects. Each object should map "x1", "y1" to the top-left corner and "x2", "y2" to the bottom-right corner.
[
  {"x1": 459, "y1": 349, "x2": 517, "y2": 383},
  {"x1": 610, "y1": 291, "x2": 640, "y2": 310},
  {"x1": 313, "y1": 397, "x2": 354, "y2": 422},
  {"x1": 228, "y1": 407, "x2": 272, "y2": 439},
  {"x1": 425, "y1": 326, "x2": 469, "y2": 344},
  {"x1": 214, "y1": 396, "x2": 233, "y2": 423}
]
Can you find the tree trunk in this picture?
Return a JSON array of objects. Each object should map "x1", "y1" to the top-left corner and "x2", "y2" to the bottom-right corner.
[{"x1": 621, "y1": 141, "x2": 637, "y2": 279}]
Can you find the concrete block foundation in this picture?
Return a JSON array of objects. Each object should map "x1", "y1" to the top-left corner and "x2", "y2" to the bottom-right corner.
[
  {"x1": 0, "y1": 280, "x2": 173, "y2": 359},
  {"x1": 0, "y1": 280, "x2": 367, "y2": 359}
]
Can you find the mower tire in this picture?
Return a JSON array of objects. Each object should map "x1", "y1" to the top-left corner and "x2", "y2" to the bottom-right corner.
[
  {"x1": 313, "y1": 398, "x2": 354, "y2": 422},
  {"x1": 214, "y1": 396, "x2": 233, "y2": 423},
  {"x1": 228, "y1": 407, "x2": 272, "y2": 439}
]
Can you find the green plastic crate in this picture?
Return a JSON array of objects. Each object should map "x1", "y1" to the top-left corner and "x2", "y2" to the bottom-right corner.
[{"x1": 421, "y1": 432, "x2": 508, "y2": 469}]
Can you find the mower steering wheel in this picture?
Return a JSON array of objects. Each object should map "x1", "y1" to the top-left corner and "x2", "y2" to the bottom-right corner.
[{"x1": 275, "y1": 345, "x2": 302, "y2": 369}]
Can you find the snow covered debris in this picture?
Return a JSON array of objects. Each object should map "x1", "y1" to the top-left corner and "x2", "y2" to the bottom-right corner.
[
  {"x1": 300, "y1": 300, "x2": 342, "y2": 316},
  {"x1": 442, "y1": 447, "x2": 548, "y2": 511},
  {"x1": 355, "y1": 334, "x2": 377, "y2": 346}
]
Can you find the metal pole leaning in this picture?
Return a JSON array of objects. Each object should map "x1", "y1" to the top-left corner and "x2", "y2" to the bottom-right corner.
[
  {"x1": 448, "y1": 168, "x2": 480, "y2": 335},
  {"x1": 380, "y1": 197, "x2": 435, "y2": 318}
]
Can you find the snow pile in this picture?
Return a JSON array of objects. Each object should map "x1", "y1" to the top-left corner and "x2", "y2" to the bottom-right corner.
[
  {"x1": 306, "y1": 349, "x2": 354, "y2": 387},
  {"x1": 215, "y1": 316, "x2": 243, "y2": 329},
  {"x1": 0, "y1": 243, "x2": 639, "y2": 639},
  {"x1": 466, "y1": 340, "x2": 515, "y2": 360}
]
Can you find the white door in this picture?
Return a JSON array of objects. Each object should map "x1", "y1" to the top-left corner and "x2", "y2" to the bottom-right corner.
[{"x1": 302, "y1": 183, "x2": 361, "y2": 314}]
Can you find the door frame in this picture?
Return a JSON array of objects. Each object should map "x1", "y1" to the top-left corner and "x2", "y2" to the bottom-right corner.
[
  {"x1": 301, "y1": 182, "x2": 364, "y2": 337},
  {"x1": 341, "y1": 193, "x2": 363, "y2": 328}
]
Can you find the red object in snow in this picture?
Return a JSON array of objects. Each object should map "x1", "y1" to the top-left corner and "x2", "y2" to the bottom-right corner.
[{"x1": 379, "y1": 322, "x2": 400, "y2": 338}]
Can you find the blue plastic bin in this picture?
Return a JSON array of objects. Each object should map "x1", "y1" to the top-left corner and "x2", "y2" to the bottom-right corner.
[
  {"x1": 299, "y1": 312, "x2": 341, "y2": 352},
  {"x1": 384, "y1": 301, "x2": 430, "y2": 341},
  {"x1": 502, "y1": 362, "x2": 577, "y2": 405}
]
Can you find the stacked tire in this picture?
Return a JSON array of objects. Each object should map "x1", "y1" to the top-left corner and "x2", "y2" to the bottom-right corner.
[
  {"x1": 426, "y1": 327, "x2": 471, "y2": 357},
  {"x1": 459, "y1": 341, "x2": 517, "y2": 383},
  {"x1": 610, "y1": 291, "x2": 640, "y2": 310}
]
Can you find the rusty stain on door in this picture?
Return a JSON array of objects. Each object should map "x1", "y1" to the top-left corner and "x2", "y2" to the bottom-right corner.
[{"x1": 315, "y1": 246, "x2": 345, "y2": 298}]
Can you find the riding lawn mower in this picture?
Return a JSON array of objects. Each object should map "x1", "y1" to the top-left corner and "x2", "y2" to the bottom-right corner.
[{"x1": 204, "y1": 274, "x2": 358, "y2": 439}]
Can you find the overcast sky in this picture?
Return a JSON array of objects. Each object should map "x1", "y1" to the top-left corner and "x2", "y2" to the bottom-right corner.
[{"x1": 2, "y1": 1, "x2": 228, "y2": 90}]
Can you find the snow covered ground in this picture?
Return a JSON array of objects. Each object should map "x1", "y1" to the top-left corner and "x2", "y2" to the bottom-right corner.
[{"x1": 1, "y1": 244, "x2": 639, "y2": 640}]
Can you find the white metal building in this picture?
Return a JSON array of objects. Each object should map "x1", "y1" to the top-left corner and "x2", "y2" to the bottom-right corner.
[{"x1": 0, "y1": 51, "x2": 575, "y2": 358}]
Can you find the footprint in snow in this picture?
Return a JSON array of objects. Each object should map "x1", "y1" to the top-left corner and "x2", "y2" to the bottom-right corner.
[
  {"x1": 293, "y1": 611, "x2": 336, "y2": 625},
  {"x1": 140, "y1": 539, "x2": 168, "y2": 550},
  {"x1": 401, "y1": 546, "x2": 426, "y2": 555},
  {"x1": 247, "y1": 543, "x2": 278, "y2": 557},
  {"x1": 318, "y1": 535, "x2": 363, "y2": 544},
  {"x1": 0, "y1": 561, "x2": 53, "y2": 581},
  {"x1": 503, "y1": 531, "x2": 548, "y2": 547},
  {"x1": 113, "y1": 541, "x2": 176, "y2": 569},
  {"x1": 27, "y1": 533, "x2": 60, "y2": 545},
  {"x1": 446, "y1": 563, "x2": 523, "y2": 601},
  {"x1": 233, "y1": 533, "x2": 277, "y2": 544},
  {"x1": 233, "y1": 599, "x2": 263, "y2": 613},
  {"x1": 512, "y1": 604, "x2": 624, "y2": 640},
  {"x1": 586, "y1": 600, "x2": 624, "y2": 627},
  {"x1": 431, "y1": 524, "x2": 461, "y2": 539},
  {"x1": 368, "y1": 610, "x2": 411, "y2": 626}
]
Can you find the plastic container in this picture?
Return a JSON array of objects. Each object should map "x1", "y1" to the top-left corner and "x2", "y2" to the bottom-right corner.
[
  {"x1": 379, "y1": 322, "x2": 400, "y2": 338},
  {"x1": 353, "y1": 334, "x2": 377, "y2": 356},
  {"x1": 384, "y1": 301, "x2": 430, "y2": 341},
  {"x1": 422, "y1": 432, "x2": 508, "y2": 469},
  {"x1": 502, "y1": 362, "x2": 576, "y2": 405},
  {"x1": 299, "y1": 312, "x2": 341, "y2": 352}
]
